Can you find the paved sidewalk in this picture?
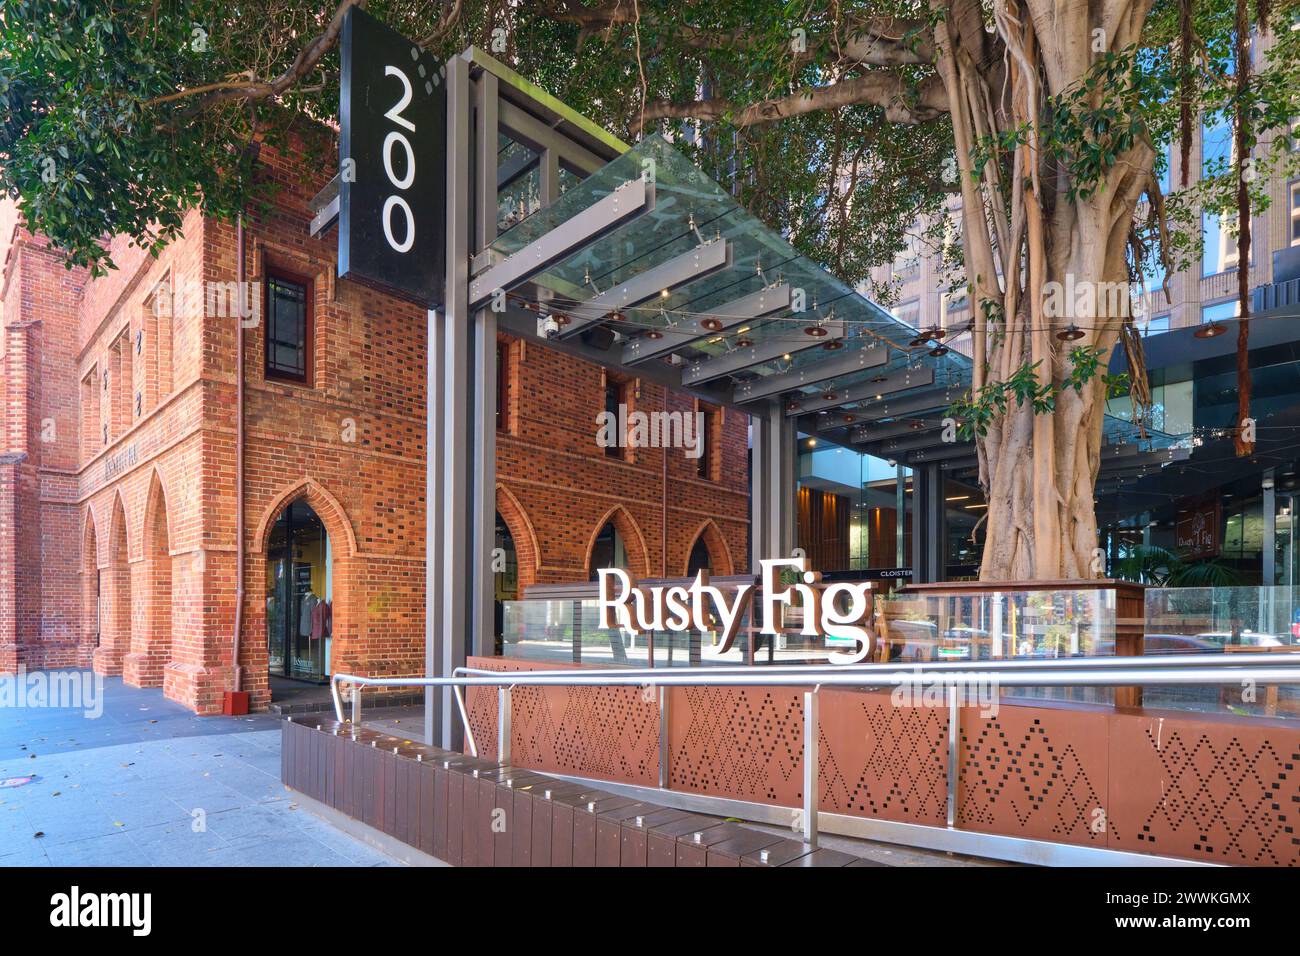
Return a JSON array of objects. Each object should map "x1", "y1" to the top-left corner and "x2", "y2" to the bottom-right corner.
[{"x1": 0, "y1": 672, "x2": 398, "y2": 867}]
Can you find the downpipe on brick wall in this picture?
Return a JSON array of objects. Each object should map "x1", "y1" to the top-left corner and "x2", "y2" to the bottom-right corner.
[{"x1": 231, "y1": 213, "x2": 246, "y2": 694}]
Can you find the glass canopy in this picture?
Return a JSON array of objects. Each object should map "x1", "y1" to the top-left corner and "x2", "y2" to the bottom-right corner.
[
  {"x1": 487, "y1": 134, "x2": 966, "y2": 388},
  {"x1": 487, "y1": 133, "x2": 1175, "y2": 470}
]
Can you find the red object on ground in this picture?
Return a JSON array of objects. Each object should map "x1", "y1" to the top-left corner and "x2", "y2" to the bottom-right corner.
[{"x1": 222, "y1": 691, "x2": 250, "y2": 716}]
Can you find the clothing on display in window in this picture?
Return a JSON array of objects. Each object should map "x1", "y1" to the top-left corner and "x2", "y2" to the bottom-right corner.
[
  {"x1": 299, "y1": 592, "x2": 319, "y2": 638},
  {"x1": 310, "y1": 598, "x2": 332, "y2": 642}
]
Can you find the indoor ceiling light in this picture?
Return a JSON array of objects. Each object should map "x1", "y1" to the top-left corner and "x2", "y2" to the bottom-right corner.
[
  {"x1": 822, "y1": 339, "x2": 843, "y2": 350},
  {"x1": 804, "y1": 325, "x2": 829, "y2": 337},
  {"x1": 1195, "y1": 321, "x2": 1226, "y2": 339},
  {"x1": 700, "y1": 317, "x2": 723, "y2": 332},
  {"x1": 1056, "y1": 324, "x2": 1086, "y2": 341}
]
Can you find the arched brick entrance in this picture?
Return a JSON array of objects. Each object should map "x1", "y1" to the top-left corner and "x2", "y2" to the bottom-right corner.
[
  {"x1": 248, "y1": 479, "x2": 357, "y2": 709},
  {"x1": 92, "y1": 493, "x2": 130, "y2": 676},
  {"x1": 124, "y1": 472, "x2": 173, "y2": 687},
  {"x1": 682, "y1": 518, "x2": 735, "y2": 576}
]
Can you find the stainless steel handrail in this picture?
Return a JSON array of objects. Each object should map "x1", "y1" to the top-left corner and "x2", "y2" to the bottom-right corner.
[
  {"x1": 458, "y1": 650, "x2": 1300, "y2": 677},
  {"x1": 336, "y1": 653, "x2": 1300, "y2": 726},
  {"x1": 328, "y1": 656, "x2": 1300, "y2": 851}
]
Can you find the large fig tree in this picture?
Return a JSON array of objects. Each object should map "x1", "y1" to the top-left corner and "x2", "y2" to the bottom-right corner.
[{"x1": 3, "y1": 0, "x2": 1298, "y2": 579}]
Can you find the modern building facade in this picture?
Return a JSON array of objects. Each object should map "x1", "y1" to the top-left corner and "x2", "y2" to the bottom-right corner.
[{"x1": 0, "y1": 136, "x2": 749, "y2": 714}]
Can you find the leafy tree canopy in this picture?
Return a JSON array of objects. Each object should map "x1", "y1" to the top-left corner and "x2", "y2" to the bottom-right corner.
[{"x1": 1, "y1": 0, "x2": 1296, "y2": 294}]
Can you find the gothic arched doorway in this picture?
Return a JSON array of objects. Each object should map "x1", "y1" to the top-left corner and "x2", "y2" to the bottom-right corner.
[
  {"x1": 587, "y1": 521, "x2": 628, "y2": 579},
  {"x1": 687, "y1": 536, "x2": 712, "y2": 576},
  {"x1": 265, "y1": 498, "x2": 332, "y2": 682}
]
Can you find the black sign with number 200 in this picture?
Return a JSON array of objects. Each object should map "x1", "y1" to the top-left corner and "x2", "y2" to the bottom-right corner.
[{"x1": 338, "y1": 7, "x2": 446, "y2": 307}]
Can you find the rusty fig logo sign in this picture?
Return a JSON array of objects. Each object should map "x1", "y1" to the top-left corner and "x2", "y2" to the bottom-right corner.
[
  {"x1": 597, "y1": 557, "x2": 876, "y2": 663},
  {"x1": 1175, "y1": 499, "x2": 1221, "y2": 560}
]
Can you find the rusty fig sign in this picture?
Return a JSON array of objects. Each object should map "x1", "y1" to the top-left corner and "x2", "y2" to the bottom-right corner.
[
  {"x1": 1176, "y1": 499, "x2": 1220, "y2": 559},
  {"x1": 597, "y1": 557, "x2": 876, "y2": 663}
]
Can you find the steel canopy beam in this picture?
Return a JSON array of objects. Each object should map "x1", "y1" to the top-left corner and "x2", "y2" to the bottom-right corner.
[
  {"x1": 788, "y1": 372, "x2": 943, "y2": 419},
  {"x1": 838, "y1": 415, "x2": 945, "y2": 439},
  {"x1": 468, "y1": 177, "x2": 652, "y2": 309},
  {"x1": 1099, "y1": 446, "x2": 1192, "y2": 475},
  {"x1": 557, "y1": 238, "x2": 732, "y2": 339},
  {"x1": 732, "y1": 344, "x2": 888, "y2": 404},
  {"x1": 621, "y1": 283, "x2": 792, "y2": 366},
  {"x1": 681, "y1": 320, "x2": 846, "y2": 387},
  {"x1": 495, "y1": 304, "x2": 734, "y2": 407},
  {"x1": 792, "y1": 366, "x2": 933, "y2": 416},
  {"x1": 867, "y1": 427, "x2": 950, "y2": 457},
  {"x1": 906, "y1": 442, "x2": 974, "y2": 464}
]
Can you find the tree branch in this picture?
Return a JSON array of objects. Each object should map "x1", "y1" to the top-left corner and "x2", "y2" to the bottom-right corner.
[
  {"x1": 144, "y1": 0, "x2": 362, "y2": 109},
  {"x1": 639, "y1": 72, "x2": 949, "y2": 129},
  {"x1": 551, "y1": 3, "x2": 935, "y2": 65}
]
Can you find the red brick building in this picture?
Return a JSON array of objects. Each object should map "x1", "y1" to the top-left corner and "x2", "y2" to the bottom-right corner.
[{"x1": 0, "y1": 140, "x2": 750, "y2": 714}]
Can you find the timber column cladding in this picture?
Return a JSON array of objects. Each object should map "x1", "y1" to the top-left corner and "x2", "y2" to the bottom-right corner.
[{"x1": 750, "y1": 398, "x2": 795, "y2": 570}]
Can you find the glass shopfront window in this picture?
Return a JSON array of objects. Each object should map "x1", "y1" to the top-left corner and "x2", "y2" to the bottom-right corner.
[
  {"x1": 265, "y1": 499, "x2": 332, "y2": 682},
  {"x1": 945, "y1": 478, "x2": 986, "y2": 575},
  {"x1": 796, "y1": 440, "x2": 913, "y2": 577}
]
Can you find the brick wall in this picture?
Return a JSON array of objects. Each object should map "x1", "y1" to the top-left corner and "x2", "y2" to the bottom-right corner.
[
  {"x1": 0, "y1": 135, "x2": 752, "y2": 713},
  {"x1": 496, "y1": 336, "x2": 749, "y2": 588},
  {"x1": 0, "y1": 220, "x2": 89, "y2": 671}
]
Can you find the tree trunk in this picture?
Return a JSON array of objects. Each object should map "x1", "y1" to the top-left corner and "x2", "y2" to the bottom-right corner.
[{"x1": 934, "y1": 0, "x2": 1154, "y2": 581}]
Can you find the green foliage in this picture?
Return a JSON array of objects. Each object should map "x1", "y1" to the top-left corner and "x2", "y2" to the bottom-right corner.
[
  {"x1": 949, "y1": 346, "x2": 1125, "y2": 439},
  {"x1": 0, "y1": 0, "x2": 955, "y2": 285},
  {"x1": 2, "y1": 0, "x2": 1298, "y2": 295},
  {"x1": 1112, "y1": 543, "x2": 1245, "y2": 587}
]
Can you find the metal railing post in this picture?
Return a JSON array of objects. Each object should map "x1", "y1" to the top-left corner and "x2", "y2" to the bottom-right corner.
[
  {"x1": 497, "y1": 685, "x2": 512, "y2": 765},
  {"x1": 803, "y1": 688, "x2": 819, "y2": 848},
  {"x1": 351, "y1": 683, "x2": 361, "y2": 725},
  {"x1": 946, "y1": 683, "x2": 959, "y2": 829}
]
